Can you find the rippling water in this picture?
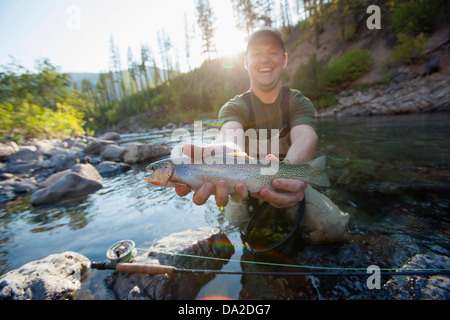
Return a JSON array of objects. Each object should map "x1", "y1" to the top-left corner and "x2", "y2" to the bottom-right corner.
[{"x1": 1, "y1": 112, "x2": 449, "y2": 299}]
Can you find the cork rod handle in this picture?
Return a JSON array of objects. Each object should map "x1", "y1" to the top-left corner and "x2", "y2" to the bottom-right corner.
[{"x1": 115, "y1": 263, "x2": 177, "y2": 275}]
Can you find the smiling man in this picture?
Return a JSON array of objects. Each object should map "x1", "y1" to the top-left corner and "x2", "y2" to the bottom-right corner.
[
  {"x1": 181, "y1": 27, "x2": 316, "y2": 207},
  {"x1": 176, "y1": 27, "x2": 349, "y2": 245}
]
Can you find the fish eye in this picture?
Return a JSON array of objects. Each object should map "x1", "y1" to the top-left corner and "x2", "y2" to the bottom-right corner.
[{"x1": 148, "y1": 165, "x2": 156, "y2": 172}]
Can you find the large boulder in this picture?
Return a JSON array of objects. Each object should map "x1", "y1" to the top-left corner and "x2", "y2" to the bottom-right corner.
[
  {"x1": 30, "y1": 163, "x2": 103, "y2": 205},
  {"x1": 0, "y1": 251, "x2": 90, "y2": 300},
  {"x1": 105, "y1": 227, "x2": 234, "y2": 300},
  {"x1": 384, "y1": 254, "x2": 450, "y2": 300}
]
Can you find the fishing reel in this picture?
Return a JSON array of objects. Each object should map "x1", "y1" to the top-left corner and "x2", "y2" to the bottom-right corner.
[{"x1": 106, "y1": 240, "x2": 137, "y2": 263}]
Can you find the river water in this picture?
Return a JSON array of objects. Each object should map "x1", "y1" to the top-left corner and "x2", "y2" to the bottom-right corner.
[{"x1": 0, "y1": 112, "x2": 449, "y2": 299}]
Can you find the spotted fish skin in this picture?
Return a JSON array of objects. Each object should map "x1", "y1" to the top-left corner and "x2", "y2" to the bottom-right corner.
[{"x1": 144, "y1": 155, "x2": 330, "y2": 193}]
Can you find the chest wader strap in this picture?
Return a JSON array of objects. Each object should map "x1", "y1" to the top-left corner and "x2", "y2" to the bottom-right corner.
[{"x1": 241, "y1": 87, "x2": 303, "y2": 253}]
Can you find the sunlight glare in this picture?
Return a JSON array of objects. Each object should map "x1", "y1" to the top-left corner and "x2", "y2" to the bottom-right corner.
[
  {"x1": 214, "y1": 27, "x2": 247, "y2": 58},
  {"x1": 213, "y1": 0, "x2": 247, "y2": 59}
]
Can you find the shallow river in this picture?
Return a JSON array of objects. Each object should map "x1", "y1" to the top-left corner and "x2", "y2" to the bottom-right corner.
[{"x1": 1, "y1": 112, "x2": 449, "y2": 299}]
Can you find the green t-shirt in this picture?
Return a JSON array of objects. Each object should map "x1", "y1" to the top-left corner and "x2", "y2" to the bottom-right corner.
[{"x1": 218, "y1": 87, "x2": 316, "y2": 136}]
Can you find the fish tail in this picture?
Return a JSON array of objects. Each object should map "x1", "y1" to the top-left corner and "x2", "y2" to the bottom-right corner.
[{"x1": 303, "y1": 155, "x2": 331, "y2": 187}]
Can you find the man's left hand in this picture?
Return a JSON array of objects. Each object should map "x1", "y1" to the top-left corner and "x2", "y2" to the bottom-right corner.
[{"x1": 250, "y1": 154, "x2": 307, "y2": 208}]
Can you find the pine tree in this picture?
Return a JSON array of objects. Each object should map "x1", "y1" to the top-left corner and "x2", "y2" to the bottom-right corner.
[
  {"x1": 127, "y1": 47, "x2": 138, "y2": 94},
  {"x1": 196, "y1": 0, "x2": 217, "y2": 61},
  {"x1": 140, "y1": 44, "x2": 152, "y2": 89},
  {"x1": 232, "y1": 0, "x2": 258, "y2": 34},
  {"x1": 184, "y1": 12, "x2": 192, "y2": 71},
  {"x1": 232, "y1": 0, "x2": 275, "y2": 35},
  {"x1": 158, "y1": 29, "x2": 173, "y2": 81},
  {"x1": 109, "y1": 35, "x2": 125, "y2": 99}
]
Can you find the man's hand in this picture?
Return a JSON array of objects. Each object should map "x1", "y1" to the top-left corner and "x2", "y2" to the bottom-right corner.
[
  {"x1": 174, "y1": 143, "x2": 248, "y2": 207},
  {"x1": 250, "y1": 154, "x2": 307, "y2": 208}
]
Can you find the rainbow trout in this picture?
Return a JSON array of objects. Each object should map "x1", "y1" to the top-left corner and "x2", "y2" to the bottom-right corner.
[{"x1": 144, "y1": 155, "x2": 330, "y2": 193}]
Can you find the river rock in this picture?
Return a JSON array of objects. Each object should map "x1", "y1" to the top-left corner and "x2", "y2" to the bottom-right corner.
[
  {"x1": 99, "y1": 132, "x2": 121, "y2": 141},
  {"x1": 1, "y1": 148, "x2": 44, "y2": 175},
  {"x1": 384, "y1": 254, "x2": 450, "y2": 300},
  {"x1": 0, "y1": 251, "x2": 90, "y2": 300},
  {"x1": 0, "y1": 141, "x2": 19, "y2": 160},
  {"x1": 122, "y1": 143, "x2": 170, "y2": 164},
  {"x1": 0, "y1": 172, "x2": 38, "y2": 199},
  {"x1": 30, "y1": 163, "x2": 103, "y2": 205},
  {"x1": 0, "y1": 175, "x2": 38, "y2": 195},
  {"x1": 100, "y1": 144, "x2": 126, "y2": 162},
  {"x1": 32, "y1": 139, "x2": 63, "y2": 156},
  {"x1": 423, "y1": 54, "x2": 440, "y2": 76},
  {"x1": 5, "y1": 148, "x2": 43, "y2": 164},
  {"x1": 95, "y1": 161, "x2": 131, "y2": 177},
  {"x1": 48, "y1": 152, "x2": 80, "y2": 173},
  {"x1": 105, "y1": 227, "x2": 234, "y2": 300},
  {"x1": 83, "y1": 139, "x2": 116, "y2": 156}
]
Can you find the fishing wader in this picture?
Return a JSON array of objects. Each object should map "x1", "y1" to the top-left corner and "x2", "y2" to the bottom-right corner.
[{"x1": 223, "y1": 86, "x2": 349, "y2": 250}]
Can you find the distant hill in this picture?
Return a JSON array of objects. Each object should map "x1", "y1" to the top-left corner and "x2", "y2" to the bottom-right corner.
[{"x1": 68, "y1": 66, "x2": 170, "y2": 92}]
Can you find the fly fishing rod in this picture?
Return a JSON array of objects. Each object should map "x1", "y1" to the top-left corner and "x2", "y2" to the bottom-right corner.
[
  {"x1": 93, "y1": 240, "x2": 450, "y2": 277},
  {"x1": 90, "y1": 261, "x2": 450, "y2": 277}
]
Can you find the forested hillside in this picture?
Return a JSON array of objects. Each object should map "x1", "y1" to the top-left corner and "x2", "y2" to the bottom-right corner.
[{"x1": 1, "y1": 0, "x2": 449, "y2": 142}]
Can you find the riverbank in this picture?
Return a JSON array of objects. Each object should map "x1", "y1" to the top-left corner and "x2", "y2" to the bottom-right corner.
[
  {"x1": 316, "y1": 70, "x2": 450, "y2": 118},
  {"x1": 0, "y1": 133, "x2": 170, "y2": 206}
]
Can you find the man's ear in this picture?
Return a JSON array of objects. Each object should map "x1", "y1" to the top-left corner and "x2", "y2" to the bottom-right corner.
[{"x1": 283, "y1": 53, "x2": 288, "y2": 68}]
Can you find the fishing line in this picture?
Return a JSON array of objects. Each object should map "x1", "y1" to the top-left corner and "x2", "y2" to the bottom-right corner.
[
  {"x1": 92, "y1": 241, "x2": 450, "y2": 276},
  {"x1": 91, "y1": 260, "x2": 450, "y2": 277},
  {"x1": 133, "y1": 247, "x2": 450, "y2": 274}
]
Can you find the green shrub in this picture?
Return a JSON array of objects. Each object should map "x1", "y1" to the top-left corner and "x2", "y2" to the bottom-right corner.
[
  {"x1": 0, "y1": 101, "x2": 85, "y2": 142},
  {"x1": 388, "y1": 0, "x2": 448, "y2": 36},
  {"x1": 392, "y1": 32, "x2": 427, "y2": 64},
  {"x1": 0, "y1": 59, "x2": 87, "y2": 142},
  {"x1": 327, "y1": 49, "x2": 373, "y2": 90},
  {"x1": 292, "y1": 50, "x2": 372, "y2": 109},
  {"x1": 315, "y1": 92, "x2": 338, "y2": 109}
]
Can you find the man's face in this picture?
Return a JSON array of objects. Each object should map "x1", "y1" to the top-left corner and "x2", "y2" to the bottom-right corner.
[{"x1": 245, "y1": 35, "x2": 287, "y2": 92}]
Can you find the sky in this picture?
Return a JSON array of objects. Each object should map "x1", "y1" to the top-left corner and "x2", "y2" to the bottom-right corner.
[{"x1": 0, "y1": 0, "x2": 250, "y2": 74}]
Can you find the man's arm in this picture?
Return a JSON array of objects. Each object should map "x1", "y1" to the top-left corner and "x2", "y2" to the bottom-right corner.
[{"x1": 285, "y1": 124, "x2": 318, "y2": 165}]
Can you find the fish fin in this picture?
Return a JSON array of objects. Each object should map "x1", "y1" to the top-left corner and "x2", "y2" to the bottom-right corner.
[
  {"x1": 225, "y1": 152, "x2": 254, "y2": 160},
  {"x1": 304, "y1": 155, "x2": 331, "y2": 187},
  {"x1": 230, "y1": 192, "x2": 243, "y2": 203}
]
